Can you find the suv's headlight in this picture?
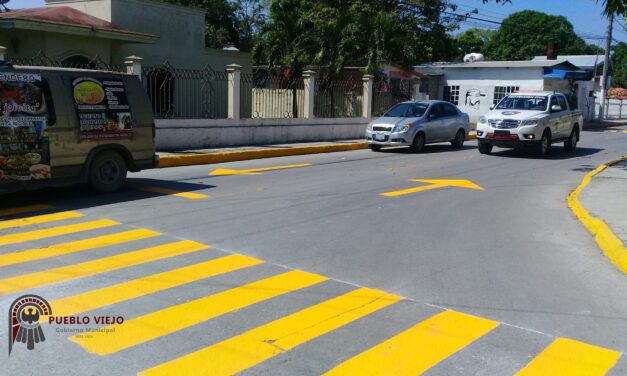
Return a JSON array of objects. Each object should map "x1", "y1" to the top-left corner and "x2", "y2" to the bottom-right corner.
[
  {"x1": 394, "y1": 123, "x2": 412, "y2": 133},
  {"x1": 521, "y1": 119, "x2": 540, "y2": 126},
  {"x1": 479, "y1": 116, "x2": 487, "y2": 124},
  {"x1": 367, "y1": 123, "x2": 373, "y2": 131}
]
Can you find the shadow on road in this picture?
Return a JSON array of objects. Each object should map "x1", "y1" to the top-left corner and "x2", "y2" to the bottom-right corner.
[
  {"x1": 377, "y1": 144, "x2": 476, "y2": 154},
  {"x1": 0, "y1": 178, "x2": 215, "y2": 218},
  {"x1": 488, "y1": 147, "x2": 603, "y2": 160}
]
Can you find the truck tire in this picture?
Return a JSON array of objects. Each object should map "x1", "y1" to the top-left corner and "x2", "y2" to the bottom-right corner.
[
  {"x1": 478, "y1": 141, "x2": 493, "y2": 154},
  {"x1": 535, "y1": 130, "x2": 551, "y2": 157},
  {"x1": 564, "y1": 128, "x2": 578, "y2": 152},
  {"x1": 89, "y1": 151, "x2": 127, "y2": 193}
]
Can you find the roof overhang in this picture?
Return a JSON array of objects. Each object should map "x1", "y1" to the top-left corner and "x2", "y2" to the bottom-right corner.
[
  {"x1": 0, "y1": 18, "x2": 158, "y2": 44},
  {"x1": 543, "y1": 68, "x2": 594, "y2": 80}
]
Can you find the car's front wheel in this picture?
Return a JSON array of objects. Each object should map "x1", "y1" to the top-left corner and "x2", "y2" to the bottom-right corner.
[
  {"x1": 410, "y1": 132, "x2": 425, "y2": 153},
  {"x1": 369, "y1": 144, "x2": 382, "y2": 152},
  {"x1": 478, "y1": 141, "x2": 493, "y2": 154},
  {"x1": 451, "y1": 129, "x2": 465, "y2": 149},
  {"x1": 535, "y1": 130, "x2": 551, "y2": 157}
]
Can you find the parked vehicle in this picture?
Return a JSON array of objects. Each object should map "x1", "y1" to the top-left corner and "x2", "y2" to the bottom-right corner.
[
  {"x1": 366, "y1": 100, "x2": 470, "y2": 152},
  {"x1": 0, "y1": 63, "x2": 157, "y2": 194},
  {"x1": 476, "y1": 91, "x2": 583, "y2": 156}
]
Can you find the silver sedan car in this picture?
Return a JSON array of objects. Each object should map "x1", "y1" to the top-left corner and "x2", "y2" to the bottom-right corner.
[{"x1": 366, "y1": 100, "x2": 470, "y2": 152}]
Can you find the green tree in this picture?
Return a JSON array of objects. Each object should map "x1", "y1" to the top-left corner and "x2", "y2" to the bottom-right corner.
[
  {"x1": 482, "y1": 10, "x2": 602, "y2": 60},
  {"x1": 232, "y1": 0, "x2": 268, "y2": 52},
  {"x1": 454, "y1": 28, "x2": 495, "y2": 59},
  {"x1": 611, "y1": 42, "x2": 627, "y2": 88},
  {"x1": 253, "y1": 0, "x2": 456, "y2": 78},
  {"x1": 163, "y1": 0, "x2": 239, "y2": 49}
]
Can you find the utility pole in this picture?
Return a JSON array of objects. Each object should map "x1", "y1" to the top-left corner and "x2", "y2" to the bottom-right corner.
[{"x1": 599, "y1": 12, "x2": 614, "y2": 121}]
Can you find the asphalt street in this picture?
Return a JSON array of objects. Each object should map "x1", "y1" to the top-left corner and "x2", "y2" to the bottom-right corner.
[{"x1": 2, "y1": 125, "x2": 627, "y2": 375}]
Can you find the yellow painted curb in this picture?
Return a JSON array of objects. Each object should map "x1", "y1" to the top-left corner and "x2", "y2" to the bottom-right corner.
[
  {"x1": 158, "y1": 142, "x2": 368, "y2": 168},
  {"x1": 567, "y1": 156, "x2": 627, "y2": 275}
]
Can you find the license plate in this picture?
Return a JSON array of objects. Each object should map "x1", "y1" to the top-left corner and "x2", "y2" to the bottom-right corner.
[
  {"x1": 494, "y1": 130, "x2": 510, "y2": 136},
  {"x1": 374, "y1": 134, "x2": 386, "y2": 141}
]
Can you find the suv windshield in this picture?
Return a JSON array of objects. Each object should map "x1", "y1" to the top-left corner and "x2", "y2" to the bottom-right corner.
[
  {"x1": 496, "y1": 95, "x2": 548, "y2": 111},
  {"x1": 383, "y1": 102, "x2": 429, "y2": 117}
]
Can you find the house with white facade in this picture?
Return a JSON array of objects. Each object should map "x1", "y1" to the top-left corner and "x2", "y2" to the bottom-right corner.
[{"x1": 414, "y1": 58, "x2": 599, "y2": 122}]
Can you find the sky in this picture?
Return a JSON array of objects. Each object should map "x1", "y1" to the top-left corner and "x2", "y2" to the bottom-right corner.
[{"x1": 12, "y1": 0, "x2": 627, "y2": 45}]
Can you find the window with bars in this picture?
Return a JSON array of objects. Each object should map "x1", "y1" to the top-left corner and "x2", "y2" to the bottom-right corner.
[
  {"x1": 493, "y1": 86, "x2": 519, "y2": 105},
  {"x1": 443, "y1": 85, "x2": 460, "y2": 105}
]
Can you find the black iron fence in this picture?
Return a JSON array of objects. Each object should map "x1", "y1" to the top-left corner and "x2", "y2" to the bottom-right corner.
[
  {"x1": 314, "y1": 78, "x2": 363, "y2": 118},
  {"x1": 372, "y1": 78, "x2": 414, "y2": 117},
  {"x1": 241, "y1": 72, "x2": 305, "y2": 119},
  {"x1": 142, "y1": 62, "x2": 228, "y2": 119}
]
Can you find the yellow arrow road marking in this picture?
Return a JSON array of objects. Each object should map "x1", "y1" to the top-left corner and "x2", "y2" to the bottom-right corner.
[
  {"x1": 209, "y1": 163, "x2": 312, "y2": 176},
  {"x1": 381, "y1": 179, "x2": 484, "y2": 197}
]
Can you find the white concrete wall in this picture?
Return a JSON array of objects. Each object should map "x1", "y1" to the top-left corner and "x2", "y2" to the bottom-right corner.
[
  {"x1": 155, "y1": 118, "x2": 369, "y2": 150},
  {"x1": 416, "y1": 67, "x2": 545, "y2": 122}
]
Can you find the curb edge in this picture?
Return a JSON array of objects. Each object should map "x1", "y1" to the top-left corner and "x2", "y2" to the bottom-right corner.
[{"x1": 567, "y1": 156, "x2": 627, "y2": 275}]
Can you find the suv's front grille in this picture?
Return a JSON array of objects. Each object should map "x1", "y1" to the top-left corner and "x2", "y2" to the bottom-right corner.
[
  {"x1": 373, "y1": 126, "x2": 392, "y2": 132},
  {"x1": 488, "y1": 119, "x2": 520, "y2": 129}
]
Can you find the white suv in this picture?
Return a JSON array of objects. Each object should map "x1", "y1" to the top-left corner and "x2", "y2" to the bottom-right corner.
[{"x1": 476, "y1": 92, "x2": 583, "y2": 156}]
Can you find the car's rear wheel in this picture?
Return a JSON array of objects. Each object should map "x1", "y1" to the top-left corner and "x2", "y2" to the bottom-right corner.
[
  {"x1": 564, "y1": 128, "x2": 578, "y2": 152},
  {"x1": 478, "y1": 141, "x2": 493, "y2": 154},
  {"x1": 451, "y1": 129, "x2": 465, "y2": 149},
  {"x1": 369, "y1": 144, "x2": 382, "y2": 152},
  {"x1": 89, "y1": 151, "x2": 127, "y2": 193},
  {"x1": 410, "y1": 132, "x2": 425, "y2": 153},
  {"x1": 535, "y1": 130, "x2": 551, "y2": 157}
]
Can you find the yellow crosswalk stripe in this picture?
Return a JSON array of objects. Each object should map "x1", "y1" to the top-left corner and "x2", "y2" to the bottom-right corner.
[
  {"x1": 50, "y1": 254, "x2": 263, "y2": 317},
  {"x1": 0, "y1": 219, "x2": 118, "y2": 247},
  {"x1": 0, "y1": 211, "x2": 84, "y2": 230},
  {"x1": 0, "y1": 229, "x2": 160, "y2": 267},
  {"x1": 70, "y1": 270, "x2": 327, "y2": 355},
  {"x1": 515, "y1": 338, "x2": 621, "y2": 376},
  {"x1": 0, "y1": 240, "x2": 208, "y2": 296},
  {"x1": 324, "y1": 310, "x2": 499, "y2": 375},
  {"x1": 0, "y1": 204, "x2": 54, "y2": 217},
  {"x1": 129, "y1": 184, "x2": 208, "y2": 199},
  {"x1": 139, "y1": 287, "x2": 401, "y2": 376}
]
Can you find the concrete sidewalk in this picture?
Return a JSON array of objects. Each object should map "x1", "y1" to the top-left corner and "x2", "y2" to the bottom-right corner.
[
  {"x1": 579, "y1": 159, "x2": 627, "y2": 247},
  {"x1": 583, "y1": 119, "x2": 627, "y2": 130}
]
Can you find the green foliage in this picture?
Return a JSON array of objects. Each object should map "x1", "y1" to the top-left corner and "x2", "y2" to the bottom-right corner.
[
  {"x1": 232, "y1": 0, "x2": 267, "y2": 52},
  {"x1": 252, "y1": 0, "x2": 457, "y2": 77},
  {"x1": 482, "y1": 10, "x2": 603, "y2": 60},
  {"x1": 611, "y1": 42, "x2": 627, "y2": 88},
  {"x1": 162, "y1": 0, "x2": 239, "y2": 49},
  {"x1": 454, "y1": 28, "x2": 495, "y2": 59}
]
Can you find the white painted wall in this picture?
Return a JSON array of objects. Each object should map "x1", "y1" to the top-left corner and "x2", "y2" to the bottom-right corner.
[
  {"x1": 155, "y1": 118, "x2": 369, "y2": 150},
  {"x1": 416, "y1": 67, "x2": 545, "y2": 122}
]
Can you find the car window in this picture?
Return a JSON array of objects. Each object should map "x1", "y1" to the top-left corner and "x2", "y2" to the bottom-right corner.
[
  {"x1": 383, "y1": 103, "x2": 413, "y2": 117},
  {"x1": 408, "y1": 103, "x2": 429, "y2": 117},
  {"x1": 442, "y1": 103, "x2": 458, "y2": 117},
  {"x1": 496, "y1": 95, "x2": 547, "y2": 110},
  {"x1": 557, "y1": 95, "x2": 569, "y2": 111},
  {"x1": 427, "y1": 104, "x2": 443, "y2": 120}
]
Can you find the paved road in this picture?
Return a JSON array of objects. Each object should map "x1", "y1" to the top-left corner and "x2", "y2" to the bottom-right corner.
[{"x1": 3, "y1": 126, "x2": 627, "y2": 375}]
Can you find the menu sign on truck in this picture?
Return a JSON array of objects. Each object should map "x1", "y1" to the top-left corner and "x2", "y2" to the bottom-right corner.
[
  {"x1": 72, "y1": 77, "x2": 133, "y2": 141},
  {"x1": 0, "y1": 72, "x2": 51, "y2": 182}
]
